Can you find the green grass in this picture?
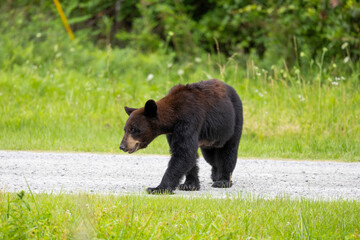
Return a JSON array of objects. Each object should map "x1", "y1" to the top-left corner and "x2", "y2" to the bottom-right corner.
[
  {"x1": 0, "y1": 46, "x2": 359, "y2": 161},
  {"x1": 0, "y1": 7, "x2": 359, "y2": 161},
  {"x1": 1, "y1": 191, "x2": 359, "y2": 239}
]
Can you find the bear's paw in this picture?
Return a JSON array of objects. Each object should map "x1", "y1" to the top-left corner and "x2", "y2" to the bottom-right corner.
[
  {"x1": 211, "y1": 180, "x2": 233, "y2": 188},
  {"x1": 146, "y1": 187, "x2": 174, "y2": 195},
  {"x1": 178, "y1": 183, "x2": 200, "y2": 191}
]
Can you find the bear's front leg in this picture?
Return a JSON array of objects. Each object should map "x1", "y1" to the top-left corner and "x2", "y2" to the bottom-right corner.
[
  {"x1": 147, "y1": 126, "x2": 198, "y2": 194},
  {"x1": 146, "y1": 169, "x2": 179, "y2": 194},
  {"x1": 147, "y1": 157, "x2": 196, "y2": 194},
  {"x1": 178, "y1": 165, "x2": 200, "y2": 191}
]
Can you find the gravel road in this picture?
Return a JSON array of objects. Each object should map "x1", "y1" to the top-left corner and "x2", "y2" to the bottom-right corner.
[{"x1": 1, "y1": 151, "x2": 359, "y2": 199}]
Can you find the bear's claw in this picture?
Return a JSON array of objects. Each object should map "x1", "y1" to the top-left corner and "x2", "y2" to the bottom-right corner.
[
  {"x1": 211, "y1": 180, "x2": 233, "y2": 188},
  {"x1": 146, "y1": 187, "x2": 174, "y2": 195},
  {"x1": 178, "y1": 183, "x2": 200, "y2": 191}
]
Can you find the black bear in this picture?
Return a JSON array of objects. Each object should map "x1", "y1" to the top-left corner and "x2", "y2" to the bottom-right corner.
[{"x1": 120, "y1": 79, "x2": 243, "y2": 194}]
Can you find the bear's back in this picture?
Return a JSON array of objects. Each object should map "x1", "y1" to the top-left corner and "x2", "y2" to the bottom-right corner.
[{"x1": 168, "y1": 79, "x2": 227, "y2": 103}]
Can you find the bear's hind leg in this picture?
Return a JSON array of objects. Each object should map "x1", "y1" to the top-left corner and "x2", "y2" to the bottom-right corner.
[
  {"x1": 178, "y1": 165, "x2": 200, "y2": 191},
  {"x1": 211, "y1": 134, "x2": 240, "y2": 188},
  {"x1": 201, "y1": 148, "x2": 219, "y2": 182},
  {"x1": 211, "y1": 149, "x2": 235, "y2": 188}
]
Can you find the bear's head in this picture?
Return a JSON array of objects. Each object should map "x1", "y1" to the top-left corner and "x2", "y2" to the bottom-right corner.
[{"x1": 119, "y1": 100, "x2": 158, "y2": 154}]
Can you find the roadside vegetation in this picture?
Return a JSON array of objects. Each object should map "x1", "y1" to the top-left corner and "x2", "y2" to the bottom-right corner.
[
  {"x1": 1, "y1": 191, "x2": 360, "y2": 239},
  {"x1": 1, "y1": 45, "x2": 359, "y2": 161},
  {"x1": 1, "y1": 2, "x2": 359, "y2": 161}
]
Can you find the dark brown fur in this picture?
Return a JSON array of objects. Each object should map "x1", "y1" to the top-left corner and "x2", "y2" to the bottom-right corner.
[{"x1": 120, "y1": 79, "x2": 243, "y2": 194}]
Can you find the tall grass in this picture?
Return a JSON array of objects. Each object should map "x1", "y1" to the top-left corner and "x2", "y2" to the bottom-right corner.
[{"x1": 1, "y1": 44, "x2": 359, "y2": 161}]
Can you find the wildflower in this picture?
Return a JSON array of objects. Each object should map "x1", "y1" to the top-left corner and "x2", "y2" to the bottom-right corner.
[
  {"x1": 177, "y1": 69, "x2": 184, "y2": 76},
  {"x1": 300, "y1": 52, "x2": 306, "y2": 57},
  {"x1": 332, "y1": 81, "x2": 339, "y2": 86},
  {"x1": 146, "y1": 73, "x2": 154, "y2": 81},
  {"x1": 341, "y1": 76, "x2": 345, "y2": 80},
  {"x1": 167, "y1": 63, "x2": 173, "y2": 68},
  {"x1": 204, "y1": 72, "x2": 212, "y2": 79},
  {"x1": 344, "y1": 56, "x2": 350, "y2": 63},
  {"x1": 168, "y1": 31, "x2": 174, "y2": 37},
  {"x1": 341, "y1": 42, "x2": 348, "y2": 50},
  {"x1": 36, "y1": 33, "x2": 42, "y2": 38},
  {"x1": 322, "y1": 47, "x2": 328, "y2": 52},
  {"x1": 298, "y1": 95, "x2": 305, "y2": 102},
  {"x1": 248, "y1": 209, "x2": 252, "y2": 213},
  {"x1": 66, "y1": 210, "x2": 71, "y2": 217},
  {"x1": 195, "y1": 57, "x2": 202, "y2": 63},
  {"x1": 54, "y1": 44, "x2": 58, "y2": 52}
]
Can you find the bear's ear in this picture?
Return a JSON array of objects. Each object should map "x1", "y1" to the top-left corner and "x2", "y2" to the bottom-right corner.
[
  {"x1": 144, "y1": 99, "x2": 157, "y2": 118},
  {"x1": 124, "y1": 106, "x2": 137, "y2": 116}
]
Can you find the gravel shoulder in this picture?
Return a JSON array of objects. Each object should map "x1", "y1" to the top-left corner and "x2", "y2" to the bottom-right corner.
[{"x1": 1, "y1": 151, "x2": 359, "y2": 199}]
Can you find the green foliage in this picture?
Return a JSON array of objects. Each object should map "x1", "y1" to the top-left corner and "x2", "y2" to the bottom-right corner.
[
  {"x1": 1, "y1": 191, "x2": 360, "y2": 239},
  {"x1": 3, "y1": 0, "x2": 359, "y2": 65}
]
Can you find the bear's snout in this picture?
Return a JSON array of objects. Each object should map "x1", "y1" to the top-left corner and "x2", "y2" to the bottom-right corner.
[
  {"x1": 119, "y1": 144, "x2": 127, "y2": 152},
  {"x1": 119, "y1": 135, "x2": 141, "y2": 154}
]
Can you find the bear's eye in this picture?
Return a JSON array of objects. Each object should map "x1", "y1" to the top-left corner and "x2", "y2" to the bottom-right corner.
[{"x1": 129, "y1": 126, "x2": 139, "y2": 134}]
